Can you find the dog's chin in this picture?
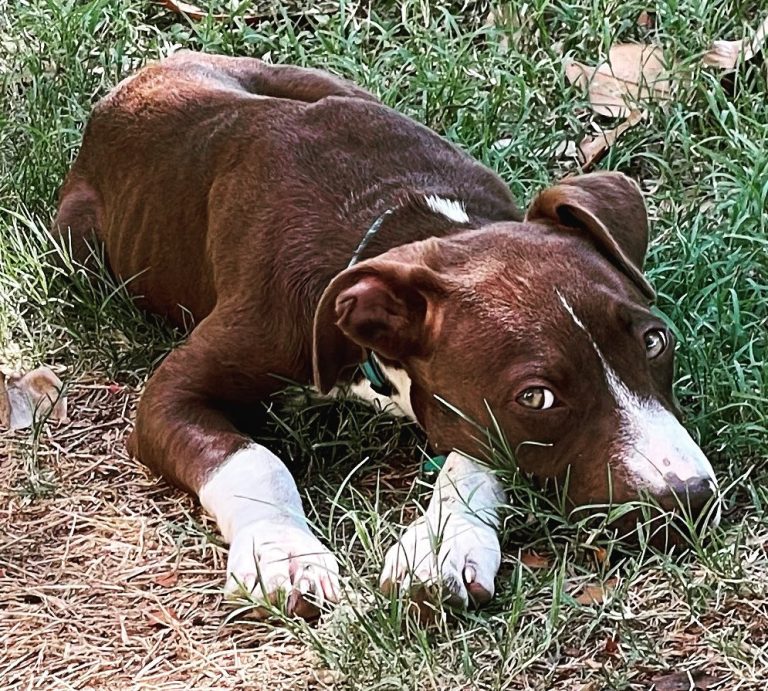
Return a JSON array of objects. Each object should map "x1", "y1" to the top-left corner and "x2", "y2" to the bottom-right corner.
[{"x1": 564, "y1": 496, "x2": 721, "y2": 551}]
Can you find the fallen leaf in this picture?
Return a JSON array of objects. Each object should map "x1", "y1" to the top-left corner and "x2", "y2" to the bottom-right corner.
[
  {"x1": 578, "y1": 109, "x2": 646, "y2": 171},
  {"x1": 521, "y1": 550, "x2": 550, "y2": 569},
  {"x1": 637, "y1": 10, "x2": 656, "y2": 30},
  {"x1": 0, "y1": 367, "x2": 67, "y2": 430},
  {"x1": 650, "y1": 670, "x2": 722, "y2": 691},
  {"x1": 593, "y1": 546, "x2": 609, "y2": 564},
  {"x1": 565, "y1": 44, "x2": 671, "y2": 118},
  {"x1": 312, "y1": 668, "x2": 346, "y2": 687},
  {"x1": 703, "y1": 15, "x2": 768, "y2": 69},
  {"x1": 153, "y1": 571, "x2": 179, "y2": 587},
  {"x1": 0, "y1": 372, "x2": 10, "y2": 429},
  {"x1": 575, "y1": 578, "x2": 617, "y2": 605},
  {"x1": 145, "y1": 606, "x2": 180, "y2": 627},
  {"x1": 484, "y1": 5, "x2": 532, "y2": 53},
  {"x1": 604, "y1": 636, "x2": 619, "y2": 655},
  {"x1": 161, "y1": 0, "x2": 266, "y2": 25}
]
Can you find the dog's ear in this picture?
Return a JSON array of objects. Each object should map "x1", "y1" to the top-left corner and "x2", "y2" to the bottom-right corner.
[
  {"x1": 526, "y1": 172, "x2": 655, "y2": 300},
  {"x1": 312, "y1": 261, "x2": 446, "y2": 393}
]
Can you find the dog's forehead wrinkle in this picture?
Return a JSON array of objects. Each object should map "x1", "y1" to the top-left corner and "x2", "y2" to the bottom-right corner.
[{"x1": 455, "y1": 285, "x2": 548, "y2": 334}]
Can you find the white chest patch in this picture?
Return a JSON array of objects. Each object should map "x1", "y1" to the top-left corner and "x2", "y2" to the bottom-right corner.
[
  {"x1": 424, "y1": 195, "x2": 470, "y2": 224},
  {"x1": 347, "y1": 364, "x2": 418, "y2": 421}
]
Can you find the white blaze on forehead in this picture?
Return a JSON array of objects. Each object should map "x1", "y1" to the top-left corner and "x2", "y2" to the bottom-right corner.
[
  {"x1": 555, "y1": 291, "x2": 718, "y2": 499},
  {"x1": 424, "y1": 195, "x2": 470, "y2": 224}
]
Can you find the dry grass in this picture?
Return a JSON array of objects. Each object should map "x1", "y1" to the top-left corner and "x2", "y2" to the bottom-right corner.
[{"x1": 0, "y1": 380, "x2": 335, "y2": 691}]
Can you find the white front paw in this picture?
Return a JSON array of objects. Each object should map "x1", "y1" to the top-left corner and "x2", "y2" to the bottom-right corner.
[
  {"x1": 379, "y1": 512, "x2": 500, "y2": 608},
  {"x1": 225, "y1": 521, "x2": 340, "y2": 619}
]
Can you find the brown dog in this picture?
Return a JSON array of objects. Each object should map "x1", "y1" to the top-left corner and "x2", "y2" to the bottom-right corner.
[{"x1": 55, "y1": 51, "x2": 719, "y2": 618}]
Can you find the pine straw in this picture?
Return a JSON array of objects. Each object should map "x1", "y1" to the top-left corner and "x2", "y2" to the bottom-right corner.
[{"x1": 0, "y1": 379, "x2": 331, "y2": 691}]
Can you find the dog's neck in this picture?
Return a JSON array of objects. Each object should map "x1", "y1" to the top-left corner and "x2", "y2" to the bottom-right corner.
[{"x1": 341, "y1": 188, "x2": 478, "y2": 266}]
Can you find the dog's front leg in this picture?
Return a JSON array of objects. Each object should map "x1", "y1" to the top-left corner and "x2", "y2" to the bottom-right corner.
[
  {"x1": 380, "y1": 452, "x2": 507, "y2": 608},
  {"x1": 199, "y1": 444, "x2": 340, "y2": 616},
  {"x1": 132, "y1": 320, "x2": 340, "y2": 619}
]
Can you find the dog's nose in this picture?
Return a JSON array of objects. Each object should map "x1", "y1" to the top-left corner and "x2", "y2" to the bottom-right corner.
[{"x1": 657, "y1": 475, "x2": 717, "y2": 518}]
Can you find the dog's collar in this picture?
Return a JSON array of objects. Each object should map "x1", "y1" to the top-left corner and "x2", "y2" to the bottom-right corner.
[
  {"x1": 346, "y1": 210, "x2": 447, "y2": 477},
  {"x1": 423, "y1": 454, "x2": 447, "y2": 475},
  {"x1": 360, "y1": 352, "x2": 394, "y2": 397},
  {"x1": 347, "y1": 210, "x2": 396, "y2": 397}
]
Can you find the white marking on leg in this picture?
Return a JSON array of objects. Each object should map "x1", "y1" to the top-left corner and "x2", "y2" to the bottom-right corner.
[
  {"x1": 199, "y1": 445, "x2": 340, "y2": 607},
  {"x1": 380, "y1": 452, "x2": 506, "y2": 606},
  {"x1": 424, "y1": 195, "x2": 470, "y2": 224},
  {"x1": 199, "y1": 444, "x2": 307, "y2": 541}
]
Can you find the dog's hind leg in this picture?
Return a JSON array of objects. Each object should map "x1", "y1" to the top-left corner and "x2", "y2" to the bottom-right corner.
[
  {"x1": 52, "y1": 172, "x2": 103, "y2": 265},
  {"x1": 165, "y1": 50, "x2": 379, "y2": 104},
  {"x1": 131, "y1": 310, "x2": 340, "y2": 618}
]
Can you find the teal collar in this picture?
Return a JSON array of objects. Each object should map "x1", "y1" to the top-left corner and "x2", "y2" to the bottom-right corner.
[
  {"x1": 423, "y1": 454, "x2": 447, "y2": 475},
  {"x1": 348, "y1": 211, "x2": 397, "y2": 398},
  {"x1": 360, "y1": 352, "x2": 393, "y2": 397}
]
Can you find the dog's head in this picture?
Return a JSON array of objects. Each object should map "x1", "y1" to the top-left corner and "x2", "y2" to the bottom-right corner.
[{"x1": 314, "y1": 172, "x2": 718, "y2": 533}]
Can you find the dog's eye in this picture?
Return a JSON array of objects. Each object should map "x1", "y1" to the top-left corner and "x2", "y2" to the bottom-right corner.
[
  {"x1": 517, "y1": 387, "x2": 555, "y2": 410},
  {"x1": 644, "y1": 329, "x2": 668, "y2": 359}
]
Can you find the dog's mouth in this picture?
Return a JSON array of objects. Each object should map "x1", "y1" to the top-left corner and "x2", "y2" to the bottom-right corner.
[
  {"x1": 562, "y1": 475, "x2": 722, "y2": 548},
  {"x1": 517, "y1": 450, "x2": 721, "y2": 549}
]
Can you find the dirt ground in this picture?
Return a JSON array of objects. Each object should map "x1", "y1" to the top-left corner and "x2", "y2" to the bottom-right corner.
[{"x1": 0, "y1": 379, "x2": 335, "y2": 691}]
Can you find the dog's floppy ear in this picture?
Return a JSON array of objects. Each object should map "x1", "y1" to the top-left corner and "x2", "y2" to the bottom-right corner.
[
  {"x1": 525, "y1": 172, "x2": 655, "y2": 300},
  {"x1": 312, "y1": 261, "x2": 446, "y2": 393}
]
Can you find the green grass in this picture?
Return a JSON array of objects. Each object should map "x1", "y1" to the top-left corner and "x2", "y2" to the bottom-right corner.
[{"x1": 1, "y1": 1, "x2": 767, "y2": 689}]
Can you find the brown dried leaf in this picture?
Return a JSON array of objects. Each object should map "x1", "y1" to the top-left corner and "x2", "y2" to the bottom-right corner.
[
  {"x1": 603, "y1": 636, "x2": 619, "y2": 655},
  {"x1": 703, "y1": 15, "x2": 768, "y2": 69},
  {"x1": 650, "y1": 670, "x2": 722, "y2": 691},
  {"x1": 0, "y1": 371, "x2": 10, "y2": 429},
  {"x1": 160, "y1": 0, "x2": 265, "y2": 25},
  {"x1": 578, "y1": 109, "x2": 646, "y2": 172},
  {"x1": 637, "y1": 10, "x2": 656, "y2": 30},
  {"x1": 575, "y1": 577, "x2": 617, "y2": 605},
  {"x1": 484, "y1": 6, "x2": 531, "y2": 53},
  {"x1": 565, "y1": 44, "x2": 670, "y2": 118},
  {"x1": 0, "y1": 366, "x2": 67, "y2": 430},
  {"x1": 153, "y1": 571, "x2": 179, "y2": 587},
  {"x1": 145, "y1": 606, "x2": 180, "y2": 627},
  {"x1": 521, "y1": 551, "x2": 550, "y2": 569}
]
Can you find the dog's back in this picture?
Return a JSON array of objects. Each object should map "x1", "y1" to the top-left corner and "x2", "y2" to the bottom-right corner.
[{"x1": 55, "y1": 51, "x2": 517, "y2": 327}]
